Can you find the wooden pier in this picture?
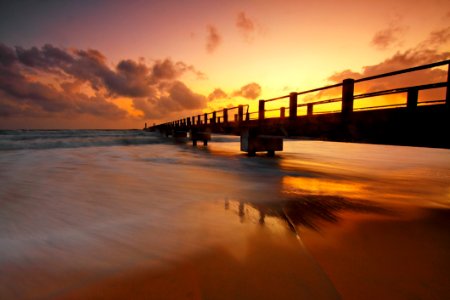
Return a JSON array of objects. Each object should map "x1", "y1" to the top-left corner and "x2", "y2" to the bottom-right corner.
[{"x1": 147, "y1": 60, "x2": 450, "y2": 154}]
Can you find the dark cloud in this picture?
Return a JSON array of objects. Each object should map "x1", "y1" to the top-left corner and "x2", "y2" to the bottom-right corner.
[
  {"x1": 0, "y1": 49, "x2": 127, "y2": 119},
  {"x1": 132, "y1": 81, "x2": 206, "y2": 119},
  {"x1": 236, "y1": 12, "x2": 255, "y2": 42},
  {"x1": 0, "y1": 43, "x2": 207, "y2": 121},
  {"x1": 208, "y1": 88, "x2": 228, "y2": 101},
  {"x1": 206, "y1": 25, "x2": 221, "y2": 53},
  {"x1": 164, "y1": 81, "x2": 206, "y2": 110},
  {"x1": 233, "y1": 82, "x2": 261, "y2": 100},
  {"x1": 0, "y1": 44, "x2": 18, "y2": 66},
  {"x1": 0, "y1": 72, "x2": 127, "y2": 119},
  {"x1": 151, "y1": 59, "x2": 182, "y2": 81},
  {"x1": 150, "y1": 59, "x2": 205, "y2": 81},
  {"x1": 371, "y1": 21, "x2": 406, "y2": 50},
  {"x1": 103, "y1": 59, "x2": 152, "y2": 97}
]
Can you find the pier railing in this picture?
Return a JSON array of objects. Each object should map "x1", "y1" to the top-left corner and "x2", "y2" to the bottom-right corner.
[{"x1": 155, "y1": 59, "x2": 449, "y2": 128}]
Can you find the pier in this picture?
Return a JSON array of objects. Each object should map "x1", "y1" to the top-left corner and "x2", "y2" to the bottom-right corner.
[{"x1": 147, "y1": 60, "x2": 450, "y2": 154}]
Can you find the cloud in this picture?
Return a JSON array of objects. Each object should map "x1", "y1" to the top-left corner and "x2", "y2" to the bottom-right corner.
[
  {"x1": 0, "y1": 75, "x2": 127, "y2": 119},
  {"x1": 132, "y1": 81, "x2": 206, "y2": 119},
  {"x1": 0, "y1": 43, "x2": 208, "y2": 122},
  {"x1": 297, "y1": 28, "x2": 450, "y2": 105},
  {"x1": 164, "y1": 81, "x2": 207, "y2": 110},
  {"x1": 332, "y1": 26, "x2": 450, "y2": 83},
  {"x1": 326, "y1": 50, "x2": 448, "y2": 98},
  {"x1": 371, "y1": 20, "x2": 406, "y2": 50},
  {"x1": 150, "y1": 59, "x2": 206, "y2": 82},
  {"x1": 0, "y1": 44, "x2": 17, "y2": 67},
  {"x1": 314, "y1": 29, "x2": 448, "y2": 105},
  {"x1": 208, "y1": 88, "x2": 228, "y2": 101},
  {"x1": 236, "y1": 12, "x2": 255, "y2": 42},
  {"x1": 233, "y1": 82, "x2": 261, "y2": 100},
  {"x1": 327, "y1": 69, "x2": 364, "y2": 83},
  {"x1": 206, "y1": 25, "x2": 221, "y2": 53},
  {"x1": 420, "y1": 26, "x2": 450, "y2": 48}
]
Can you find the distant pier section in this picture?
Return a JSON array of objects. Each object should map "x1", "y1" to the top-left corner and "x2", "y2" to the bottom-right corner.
[{"x1": 146, "y1": 60, "x2": 450, "y2": 154}]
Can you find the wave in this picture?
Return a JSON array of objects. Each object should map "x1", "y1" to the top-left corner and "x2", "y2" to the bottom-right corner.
[{"x1": 0, "y1": 130, "x2": 164, "y2": 150}]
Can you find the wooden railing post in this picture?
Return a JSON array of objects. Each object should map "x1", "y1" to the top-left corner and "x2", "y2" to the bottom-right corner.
[
  {"x1": 258, "y1": 99, "x2": 265, "y2": 121},
  {"x1": 446, "y1": 63, "x2": 450, "y2": 108},
  {"x1": 407, "y1": 88, "x2": 418, "y2": 110},
  {"x1": 223, "y1": 108, "x2": 228, "y2": 123},
  {"x1": 307, "y1": 103, "x2": 313, "y2": 116},
  {"x1": 204, "y1": 113, "x2": 208, "y2": 125},
  {"x1": 212, "y1": 111, "x2": 216, "y2": 124},
  {"x1": 197, "y1": 115, "x2": 201, "y2": 125},
  {"x1": 342, "y1": 79, "x2": 354, "y2": 117},
  {"x1": 187, "y1": 117, "x2": 191, "y2": 127},
  {"x1": 280, "y1": 107, "x2": 285, "y2": 118},
  {"x1": 289, "y1": 92, "x2": 298, "y2": 120},
  {"x1": 238, "y1": 105, "x2": 244, "y2": 123}
]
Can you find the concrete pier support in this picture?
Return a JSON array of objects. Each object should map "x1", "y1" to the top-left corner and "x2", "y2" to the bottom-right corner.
[
  {"x1": 190, "y1": 129, "x2": 211, "y2": 146},
  {"x1": 240, "y1": 128, "x2": 283, "y2": 156},
  {"x1": 172, "y1": 130, "x2": 188, "y2": 143}
]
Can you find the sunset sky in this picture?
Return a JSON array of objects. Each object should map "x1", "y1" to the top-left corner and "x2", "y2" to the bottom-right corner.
[{"x1": 0, "y1": 0, "x2": 449, "y2": 129}]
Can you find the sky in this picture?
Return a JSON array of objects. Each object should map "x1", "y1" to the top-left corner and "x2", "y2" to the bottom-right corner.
[{"x1": 0, "y1": 0, "x2": 449, "y2": 129}]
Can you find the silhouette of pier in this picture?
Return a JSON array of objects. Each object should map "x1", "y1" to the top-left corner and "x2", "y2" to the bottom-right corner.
[{"x1": 146, "y1": 60, "x2": 450, "y2": 154}]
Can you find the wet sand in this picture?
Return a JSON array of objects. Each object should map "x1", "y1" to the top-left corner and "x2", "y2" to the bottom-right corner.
[
  {"x1": 2, "y1": 199, "x2": 449, "y2": 299},
  {"x1": 300, "y1": 206, "x2": 450, "y2": 299},
  {"x1": 0, "y1": 200, "x2": 340, "y2": 300}
]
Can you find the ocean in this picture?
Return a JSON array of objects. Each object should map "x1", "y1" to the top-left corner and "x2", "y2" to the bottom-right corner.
[{"x1": 1, "y1": 130, "x2": 449, "y2": 299}]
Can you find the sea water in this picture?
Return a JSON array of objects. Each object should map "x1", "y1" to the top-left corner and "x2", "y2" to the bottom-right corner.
[{"x1": 1, "y1": 130, "x2": 449, "y2": 299}]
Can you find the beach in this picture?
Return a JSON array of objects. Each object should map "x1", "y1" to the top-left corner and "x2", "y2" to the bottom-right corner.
[{"x1": 0, "y1": 130, "x2": 449, "y2": 299}]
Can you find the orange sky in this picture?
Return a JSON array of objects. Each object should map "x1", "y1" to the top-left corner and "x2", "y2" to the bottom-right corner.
[{"x1": 0, "y1": 0, "x2": 449, "y2": 128}]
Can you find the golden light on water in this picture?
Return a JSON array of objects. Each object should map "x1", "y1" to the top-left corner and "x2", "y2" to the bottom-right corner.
[{"x1": 282, "y1": 176, "x2": 365, "y2": 198}]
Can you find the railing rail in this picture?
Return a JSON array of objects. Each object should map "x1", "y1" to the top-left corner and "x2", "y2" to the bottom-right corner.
[{"x1": 154, "y1": 60, "x2": 449, "y2": 128}]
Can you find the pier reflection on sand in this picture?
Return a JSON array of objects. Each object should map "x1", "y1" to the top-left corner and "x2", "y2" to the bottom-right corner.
[
  {"x1": 225, "y1": 195, "x2": 450, "y2": 300},
  {"x1": 227, "y1": 195, "x2": 390, "y2": 231}
]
